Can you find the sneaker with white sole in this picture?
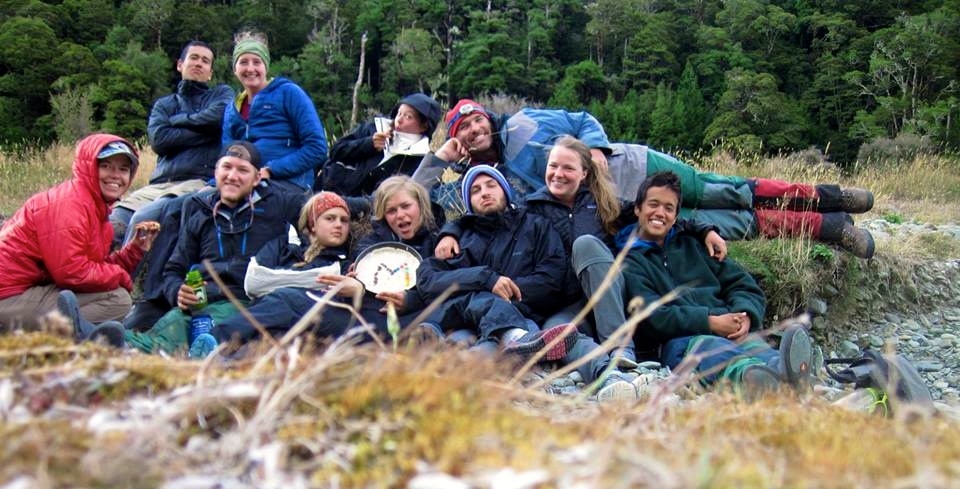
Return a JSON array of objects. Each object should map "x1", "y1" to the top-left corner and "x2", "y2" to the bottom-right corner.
[
  {"x1": 596, "y1": 371, "x2": 639, "y2": 402},
  {"x1": 502, "y1": 323, "x2": 576, "y2": 362}
]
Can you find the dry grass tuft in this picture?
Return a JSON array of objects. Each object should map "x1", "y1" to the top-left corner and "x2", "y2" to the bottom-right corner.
[
  {"x1": 1, "y1": 332, "x2": 959, "y2": 487},
  {"x1": 0, "y1": 141, "x2": 157, "y2": 216}
]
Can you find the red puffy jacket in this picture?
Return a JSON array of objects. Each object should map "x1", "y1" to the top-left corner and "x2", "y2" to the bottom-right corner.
[{"x1": 0, "y1": 134, "x2": 144, "y2": 300}]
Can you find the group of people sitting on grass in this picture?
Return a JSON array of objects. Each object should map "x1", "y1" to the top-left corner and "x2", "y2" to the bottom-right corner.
[{"x1": 0, "y1": 36, "x2": 883, "y2": 401}]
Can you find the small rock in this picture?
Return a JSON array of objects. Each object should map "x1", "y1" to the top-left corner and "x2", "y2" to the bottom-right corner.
[
  {"x1": 550, "y1": 377, "x2": 575, "y2": 388},
  {"x1": 636, "y1": 361, "x2": 663, "y2": 371},
  {"x1": 915, "y1": 361, "x2": 944, "y2": 373},
  {"x1": 901, "y1": 319, "x2": 921, "y2": 331},
  {"x1": 838, "y1": 340, "x2": 860, "y2": 358},
  {"x1": 867, "y1": 335, "x2": 885, "y2": 349},
  {"x1": 821, "y1": 284, "x2": 840, "y2": 298},
  {"x1": 934, "y1": 380, "x2": 950, "y2": 390},
  {"x1": 808, "y1": 298, "x2": 828, "y2": 316}
]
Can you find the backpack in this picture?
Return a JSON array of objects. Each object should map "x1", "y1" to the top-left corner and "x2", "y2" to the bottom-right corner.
[{"x1": 825, "y1": 349, "x2": 935, "y2": 411}]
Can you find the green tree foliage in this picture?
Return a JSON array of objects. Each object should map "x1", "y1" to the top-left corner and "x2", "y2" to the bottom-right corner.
[
  {"x1": 0, "y1": 0, "x2": 955, "y2": 162},
  {"x1": 548, "y1": 60, "x2": 606, "y2": 109},
  {"x1": 449, "y1": 11, "x2": 526, "y2": 98},
  {"x1": 848, "y1": 8, "x2": 960, "y2": 145},
  {"x1": 0, "y1": 15, "x2": 60, "y2": 141},
  {"x1": 704, "y1": 68, "x2": 807, "y2": 152},
  {"x1": 672, "y1": 61, "x2": 709, "y2": 151},
  {"x1": 388, "y1": 27, "x2": 443, "y2": 95},
  {"x1": 91, "y1": 41, "x2": 168, "y2": 139},
  {"x1": 622, "y1": 12, "x2": 681, "y2": 90}
]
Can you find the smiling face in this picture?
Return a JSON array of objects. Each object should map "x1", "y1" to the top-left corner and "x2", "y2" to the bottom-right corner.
[
  {"x1": 177, "y1": 45, "x2": 214, "y2": 83},
  {"x1": 215, "y1": 156, "x2": 261, "y2": 206},
  {"x1": 234, "y1": 53, "x2": 267, "y2": 95},
  {"x1": 469, "y1": 174, "x2": 507, "y2": 215},
  {"x1": 393, "y1": 104, "x2": 427, "y2": 134},
  {"x1": 311, "y1": 207, "x2": 350, "y2": 248},
  {"x1": 98, "y1": 155, "x2": 133, "y2": 203},
  {"x1": 635, "y1": 185, "x2": 679, "y2": 245},
  {"x1": 454, "y1": 113, "x2": 494, "y2": 153},
  {"x1": 545, "y1": 146, "x2": 587, "y2": 205},
  {"x1": 384, "y1": 190, "x2": 423, "y2": 240}
]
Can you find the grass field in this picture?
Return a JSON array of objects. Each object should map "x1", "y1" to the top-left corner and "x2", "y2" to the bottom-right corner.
[{"x1": 1, "y1": 142, "x2": 960, "y2": 487}]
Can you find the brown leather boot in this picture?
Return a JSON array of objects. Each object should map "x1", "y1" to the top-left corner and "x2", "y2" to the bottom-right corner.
[
  {"x1": 840, "y1": 187, "x2": 874, "y2": 213},
  {"x1": 840, "y1": 222, "x2": 876, "y2": 258}
]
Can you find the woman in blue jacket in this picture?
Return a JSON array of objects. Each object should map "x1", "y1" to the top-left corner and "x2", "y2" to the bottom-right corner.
[{"x1": 222, "y1": 31, "x2": 328, "y2": 194}]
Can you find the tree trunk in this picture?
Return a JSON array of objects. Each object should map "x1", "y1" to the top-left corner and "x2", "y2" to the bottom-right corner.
[{"x1": 350, "y1": 31, "x2": 368, "y2": 129}]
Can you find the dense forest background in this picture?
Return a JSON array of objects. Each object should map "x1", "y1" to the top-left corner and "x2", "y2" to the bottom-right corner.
[{"x1": 0, "y1": 0, "x2": 957, "y2": 163}]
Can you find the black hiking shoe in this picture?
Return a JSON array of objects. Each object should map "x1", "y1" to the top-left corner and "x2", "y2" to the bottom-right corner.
[
  {"x1": 88, "y1": 321, "x2": 125, "y2": 348},
  {"x1": 779, "y1": 325, "x2": 814, "y2": 389},
  {"x1": 58, "y1": 290, "x2": 92, "y2": 341}
]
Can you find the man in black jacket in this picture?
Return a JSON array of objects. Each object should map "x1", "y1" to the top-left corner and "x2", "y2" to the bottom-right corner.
[
  {"x1": 415, "y1": 165, "x2": 569, "y2": 355},
  {"x1": 415, "y1": 166, "x2": 641, "y2": 400},
  {"x1": 122, "y1": 142, "x2": 305, "y2": 354},
  {"x1": 109, "y1": 40, "x2": 234, "y2": 248}
]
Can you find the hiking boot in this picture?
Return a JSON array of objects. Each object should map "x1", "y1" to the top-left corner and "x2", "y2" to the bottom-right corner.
[
  {"x1": 840, "y1": 222, "x2": 875, "y2": 259},
  {"x1": 596, "y1": 371, "x2": 639, "y2": 402},
  {"x1": 87, "y1": 321, "x2": 125, "y2": 348},
  {"x1": 502, "y1": 323, "x2": 577, "y2": 362},
  {"x1": 739, "y1": 364, "x2": 782, "y2": 401},
  {"x1": 779, "y1": 326, "x2": 814, "y2": 389},
  {"x1": 840, "y1": 187, "x2": 874, "y2": 214},
  {"x1": 189, "y1": 333, "x2": 219, "y2": 359},
  {"x1": 58, "y1": 290, "x2": 92, "y2": 341}
]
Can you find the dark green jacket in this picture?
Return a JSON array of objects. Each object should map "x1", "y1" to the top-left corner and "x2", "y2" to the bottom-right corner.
[{"x1": 620, "y1": 224, "x2": 766, "y2": 352}]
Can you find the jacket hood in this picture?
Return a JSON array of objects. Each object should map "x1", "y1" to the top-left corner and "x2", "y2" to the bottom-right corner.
[
  {"x1": 461, "y1": 164, "x2": 513, "y2": 214},
  {"x1": 392, "y1": 93, "x2": 442, "y2": 136},
  {"x1": 178, "y1": 79, "x2": 211, "y2": 94},
  {"x1": 525, "y1": 184, "x2": 590, "y2": 205},
  {"x1": 614, "y1": 222, "x2": 677, "y2": 251},
  {"x1": 73, "y1": 133, "x2": 139, "y2": 209}
]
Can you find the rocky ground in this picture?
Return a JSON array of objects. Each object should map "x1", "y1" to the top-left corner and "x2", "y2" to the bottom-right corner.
[{"x1": 832, "y1": 219, "x2": 960, "y2": 403}]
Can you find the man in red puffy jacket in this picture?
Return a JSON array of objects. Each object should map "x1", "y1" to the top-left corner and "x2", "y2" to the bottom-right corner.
[{"x1": 0, "y1": 134, "x2": 160, "y2": 331}]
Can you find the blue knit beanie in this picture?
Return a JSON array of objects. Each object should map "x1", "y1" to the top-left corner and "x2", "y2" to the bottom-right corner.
[{"x1": 461, "y1": 164, "x2": 512, "y2": 214}]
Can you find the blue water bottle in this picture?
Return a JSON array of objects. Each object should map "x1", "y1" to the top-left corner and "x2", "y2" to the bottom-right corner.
[
  {"x1": 184, "y1": 266, "x2": 213, "y2": 345},
  {"x1": 188, "y1": 313, "x2": 214, "y2": 345}
]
